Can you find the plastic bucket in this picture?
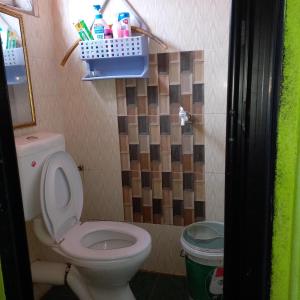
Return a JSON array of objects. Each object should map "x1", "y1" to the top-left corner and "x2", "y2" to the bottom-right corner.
[{"x1": 180, "y1": 221, "x2": 224, "y2": 300}]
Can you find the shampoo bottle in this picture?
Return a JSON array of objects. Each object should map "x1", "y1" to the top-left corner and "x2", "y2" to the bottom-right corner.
[{"x1": 92, "y1": 5, "x2": 107, "y2": 40}]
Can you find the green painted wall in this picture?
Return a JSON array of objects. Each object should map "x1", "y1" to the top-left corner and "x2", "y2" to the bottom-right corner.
[
  {"x1": 271, "y1": 0, "x2": 300, "y2": 299},
  {"x1": 0, "y1": 263, "x2": 5, "y2": 300}
]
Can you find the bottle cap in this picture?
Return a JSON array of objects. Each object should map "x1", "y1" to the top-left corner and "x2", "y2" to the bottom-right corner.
[
  {"x1": 118, "y1": 12, "x2": 130, "y2": 21},
  {"x1": 93, "y1": 5, "x2": 101, "y2": 11}
]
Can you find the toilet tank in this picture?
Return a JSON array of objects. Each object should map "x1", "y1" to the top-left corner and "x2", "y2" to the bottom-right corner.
[{"x1": 15, "y1": 132, "x2": 65, "y2": 221}]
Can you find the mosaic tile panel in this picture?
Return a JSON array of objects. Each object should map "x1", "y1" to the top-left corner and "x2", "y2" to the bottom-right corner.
[{"x1": 117, "y1": 51, "x2": 205, "y2": 226}]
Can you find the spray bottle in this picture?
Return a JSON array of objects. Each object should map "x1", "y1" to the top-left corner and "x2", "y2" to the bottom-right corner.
[{"x1": 92, "y1": 5, "x2": 107, "y2": 40}]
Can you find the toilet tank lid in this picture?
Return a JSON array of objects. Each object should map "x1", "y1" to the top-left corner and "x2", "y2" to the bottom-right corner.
[{"x1": 15, "y1": 132, "x2": 65, "y2": 157}]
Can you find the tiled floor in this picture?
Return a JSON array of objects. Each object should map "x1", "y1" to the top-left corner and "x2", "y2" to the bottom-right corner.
[{"x1": 41, "y1": 271, "x2": 189, "y2": 300}]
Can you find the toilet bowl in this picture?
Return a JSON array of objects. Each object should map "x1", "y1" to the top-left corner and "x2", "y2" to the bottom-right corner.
[
  {"x1": 39, "y1": 150, "x2": 151, "y2": 300},
  {"x1": 15, "y1": 133, "x2": 151, "y2": 299}
]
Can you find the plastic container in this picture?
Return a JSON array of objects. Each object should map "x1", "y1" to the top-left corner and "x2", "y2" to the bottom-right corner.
[
  {"x1": 180, "y1": 221, "x2": 224, "y2": 300},
  {"x1": 118, "y1": 12, "x2": 131, "y2": 37}
]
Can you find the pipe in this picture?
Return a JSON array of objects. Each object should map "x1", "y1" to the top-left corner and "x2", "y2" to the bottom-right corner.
[{"x1": 31, "y1": 261, "x2": 93, "y2": 300}]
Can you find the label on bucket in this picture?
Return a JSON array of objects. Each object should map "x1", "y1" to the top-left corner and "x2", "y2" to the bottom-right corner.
[{"x1": 209, "y1": 268, "x2": 223, "y2": 297}]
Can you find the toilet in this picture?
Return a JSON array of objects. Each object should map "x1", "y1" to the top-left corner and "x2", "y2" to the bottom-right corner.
[{"x1": 15, "y1": 132, "x2": 151, "y2": 300}]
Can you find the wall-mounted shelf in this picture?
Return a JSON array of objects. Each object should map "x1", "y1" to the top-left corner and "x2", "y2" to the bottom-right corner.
[
  {"x1": 3, "y1": 48, "x2": 26, "y2": 85},
  {"x1": 79, "y1": 35, "x2": 149, "y2": 80}
]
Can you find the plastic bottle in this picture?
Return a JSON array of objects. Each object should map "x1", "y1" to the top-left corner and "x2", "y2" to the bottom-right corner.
[
  {"x1": 92, "y1": 5, "x2": 107, "y2": 40},
  {"x1": 118, "y1": 12, "x2": 131, "y2": 38}
]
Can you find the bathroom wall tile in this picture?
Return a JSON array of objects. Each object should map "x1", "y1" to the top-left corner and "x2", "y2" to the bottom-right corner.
[
  {"x1": 161, "y1": 152, "x2": 172, "y2": 172},
  {"x1": 184, "y1": 209, "x2": 195, "y2": 226},
  {"x1": 116, "y1": 79, "x2": 126, "y2": 97},
  {"x1": 140, "y1": 153, "x2": 151, "y2": 171},
  {"x1": 183, "y1": 173, "x2": 194, "y2": 191},
  {"x1": 126, "y1": 87, "x2": 137, "y2": 105},
  {"x1": 181, "y1": 95, "x2": 192, "y2": 112},
  {"x1": 171, "y1": 123, "x2": 182, "y2": 145},
  {"x1": 118, "y1": 116, "x2": 128, "y2": 134},
  {"x1": 169, "y1": 63, "x2": 181, "y2": 85},
  {"x1": 181, "y1": 72, "x2": 193, "y2": 95},
  {"x1": 193, "y1": 50, "x2": 204, "y2": 61},
  {"x1": 172, "y1": 179, "x2": 183, "y2": 200},
  {"x1": 128, "y1": 115, "x2": 138, "y2": 124},
  {"x1": 193, "y1": 61, "x2": 204, "y2": 84},
  {"x1": 152, "y1": 178, "x2": 163, "y2": 199},
  {"x1": 194, "y1": 122, "x2": 205, "y2": 145},
  {"x1": 148, "y1": 104, "x2": 159, "y2": 116},
  {"x1": 180, "y1": 52, "x2": 192, "y2": 72},
  {"x1": 170, "y1": 103, "x2": 180, "y2": 115},
  {"x1": 129, "y1": 144, "x2": 140, "y2": 161},
  {"x1": 159, "y1": 95, "x2": 170, "y2": 115},
  {"x1": 138, "y1": 116, "x2": 149, "y2": 135},
  {"x1": 137, "y1": 79, "x2": 147, "y2": 96},
  {"x1": 171, "y1": 145, "x2": 182, "y2": 162},
  {"x1": 170, "y1": 85, "x2": 181, "y2": 103},
  {"x1": 158, "y1": 53, "x2": 169, "y2": 74},
  {"x1": 127, "y1": 105, "x2": 138, "y2": 116},
  {"x1": 160, "y1": 116, "x2": 170, "y2": 135},
  {"x1": 139, "y1": 135, "x2": 150, "y2": 153},
  {"x1": 172, "y1": 161, "x2": 183, "y2": 173},
  {"x1": 150, "y1": 125, "x2": 161, "y2": 144},
  {"x1": 161, "y1": 135, "x2": 171, "y2": 152},
  {"x1": 193, "y1": 102, "x2": 204, "y2": 115},
  {"x1": 148, "y1": 65, "x2": 159, "y2": 86},
  {"x1": 169, "y1": 52, "x2": 180, "y2": 63},
  {"x1": 149, "y1": 54, "x2": 158, "y2": 65},
  {"x1": 182, "y1": 154, "x2": 193, "y2": 172},
  {"x1": 117, "y1": 96, "x2": 127, "y2": 115},
  {"x1": 120, "y1": 153, "x2": 130, "y2": 170},
  {"x1": 195, "y1": 166, "x2": 204, "y2": 179},
  {"x1": 142, "y1": 172, "x2": 152, "y2": 188},
  {"x1": 163, "y1": 207, "x2": 173, "y2": 225},
  {"x1": 195, "y1": 201, "x2": 205, "y2": 221},
  {"x1": 142, "y1": 188, "x2": 153, "y2": 206},
  {"x1": 195, "y1": 180, "x2": 205, "y2": 201},
  {"x1": 163, "y1": 189, "x2": 173, "y2": 207},
  {"x1": 132, "y1": 178, "x2": 142, "y2": 197},
  {"x1": 122, "y1": 171, "x2": 132, "y2": 187},
  {"x1": 162, "y1": 172, "x2": 172, "y2": 189},
  {"x1": 137, "y1": 96, "x2": 148, "y2": 115},
  {"x1": 181, "y1": 123, "x2": 193, "y2": 135},
  {"x1": 173, "y1": 200, "x2": 184, "y2": 225},
  {"x1": 172, "y1": 172, "x2": 183, "y2": 180},
  {"x1": 182, "y1": 135, "x2": 194, "y2": 154},
  {"x1": 128, "y1": 124, "x2": 139, "y2": 144},
  {"x1": 124, "y1": 204, "x2": 133, "y2": 222},
  {"x1": 150, "y1": 145, "x2": 161, "y2": 161},
  {"x1": 159, "y1": 75, "x2": 170, "y2": 96},
  {"x1": 143, "y1": 206, "x2": 153, "y2": 223},
  {"x1": 183, "y1": 191, "x2": 194, "y2": 209},
  {"x1": 130, "y1": 160, "x2": 141, "y2": 172},
  {"x1": 192, "y1": 84, "x2": 204, "y2": 103},
  {"x1": 119, "y1": 135, "x2": 129, "y2": 153},
  {"x1": 147, "y1": 86, "x2": 158, "y2": 105},
  {"x1": 123, "y1": 186, "x2": 132, "y2": 205},
  {"x1": 126, "y1": 79, "x2": 137, "y2": 87},
  {"x1": 149, "y1": 115, "x2": 159, "y2": 125},
  {"x1": 194, "y1": 145, "x2": 205, "y2": 163}
]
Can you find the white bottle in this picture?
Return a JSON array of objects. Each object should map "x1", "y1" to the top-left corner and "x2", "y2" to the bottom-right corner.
[{"x1": 92, "y1": 5, "x2": 107, "y2": 40}]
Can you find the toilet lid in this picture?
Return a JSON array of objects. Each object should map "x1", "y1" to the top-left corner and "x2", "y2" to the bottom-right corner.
[{"x1": 40, "y1": 151, "x2": 83, "y2": 243}]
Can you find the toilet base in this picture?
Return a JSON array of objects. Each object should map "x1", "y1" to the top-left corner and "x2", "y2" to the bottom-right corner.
[{"x1": 88, "y1": 283, "x2": 135, "y2": 300}]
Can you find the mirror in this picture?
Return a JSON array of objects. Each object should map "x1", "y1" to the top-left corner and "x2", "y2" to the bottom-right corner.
[{"x1": 0, "y1": 7, "x2": 36, "y2": 128}]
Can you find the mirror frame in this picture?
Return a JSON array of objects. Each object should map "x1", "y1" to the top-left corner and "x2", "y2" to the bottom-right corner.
[{"x1": 0, "y1": 6, "x2": 36, "y2": 129}]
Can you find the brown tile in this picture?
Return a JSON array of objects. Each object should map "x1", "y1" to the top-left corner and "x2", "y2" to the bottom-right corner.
[
  {"x1": 181, "y1": 72, "x2": 193, "y2": 95},
  {"x1": 148, "y1": 65, "x2": 158, "y2": 86},
  {"x1": 193, "y1": 114, "x2": 204, "y2": 124},
  {"x1": 163, "y1": 206, "x2": 173, "y2": 225},
  {"x1": 163, "y1": 189, "x2": 172, "y2": 207},
  {"x1": 161, "y1": 152, "x2": 171, "y2": 172},
  {"x1": 172, "y1": 179, "x2": 183, "y2": 199},
  {"x1": 169, "y1": 62, "x2": 180, "y2": 84},
  {"x1": 126, "y1": 87, "x2": 137, "y2": 105},
  {"x1": 195, "y1": 181, "x2": 205, "y2": 201},
  {"x1": 149, "y1": 54, "x2": 157, "y2": 64},
  {"x1": 181, "y1": 95, "x2": 192, "y2": 112},
  {"x1": 139, "y1": 135, "x2": 150, "y2": 153},
  {"x1": 151, "y1": 160, "x2": 161, "y2": 172},
  {"x1": 120, "y1": 153, "x2": 130, "y2": 170},
  {"x1": 194, "y1": 145, "x2": 205, "y2": 163},
  {"x1": 193, "y1": 102, "x2": 204, "y2": 114},
  {"x1": 152, "y1": 179, "x2": 163, "y2": 199},
  {"x1": 149, "y1": 115, "x2": 159, "y2": 125},
  {"x1": 192, "y1": 50, "x2": 204, "y2": 61},
  {"x1": 193, "y1": 61, "x2": 204, "y2": 84},
  {"x1": 127, "y1": 104, "x2": 138, "y2": 115},
  {"x1": 184, "y1": 209, "x2": 195, "y2": 225},
  {"x1": 170, "y1": 103, "x2": 180, "y2": 115},
  {"x1": 119, "y1": 135, "x2": 129, "y2": 153},
  {"x1": 129, "y1": 144, "x2": 139, "y2": 161},
  {"x1": 128, "y1": 115, "x2": 138, "y2": 124},
  {"x1": 169, "y1": 52, "x2": 180, "y2": 62},
  {"x1": 131, "y1": 170, "x2": 140, "y2": 178},
  {"x1": 122, "y1": 171, "x2": 131, "y2": 186},
  {"x1": 182, "y1": 135, "x2": 194, "y2": 154},
  {"x1": 152, "y1": 171, "x2": 162, "y2": 180},
  {"x1": 122, "y1": 186, "x2": 132, "y2": 205},
  {"x1": 142, "y1": 188, "x2": 152, "y2": 206},
  {"x1": 138, "y1": 116, "x2": 149, "y2": 134},
  {"x1": 172, "y1": 172, "x2": 183, "y2": 180},
  {"x1": 159, "y1": 95, "x2": 170, "y2": 115},
  {"x1": 132, "y1": 178, "x2": 142, "y2": 197},
  {"x1": 184, "y1": 190, "x2": 194, "y2": 209},
  {"x1": 140, "y1": 153, "x2": 151, "y2": 171},
  {"x1": 170, "y1": 115, "x2": 179, "y2": 124},
  {"x1": 141, "y1": 172, "x2": 151, "y2": 187},
  {"x1": 158, "y1": 53, "x2": 169, "y2": 73},
  {"x1": 137, "y1": 96, "x2": 148, "y2": 115},
  {"x1": 181, "y1": 52, "x2": 192, "y2": 72},
  {"x1": 137, "y1": 79, "x2": 147, "y2": 96},
  {"x1": 143, "y1": 206, "x2": 153, "y2": 223},
  {"x1": 172, "y1": 161, "x2": 182, "y2": 172},
  {"x1": 171, "y1": 123, "x2": 182, "y2": 144},
  {"x1": 193, "y1": 84, "x2": 204, "y2": 103},
  {"x1": 150, "y1": 145, "x2": 160, "y2": 161},
  {"x1": 116, "y1": 79, "x2": 126, "y2": 97},
  {"x1": 173, "y1": 215, "x2": 184, "y2": 226},
  {"x1": 182, "y1": 154, "x2": 193, "y2": 172},
  {"x1": 126, "y1": 79, "x2": 137, "y2": 87},
  {"x1": 124, "y1": 204, "x2": 133, "y2": 222},
  {"x1": 194, "y1": 123, "x2": 205, "y2": 145},
  {"x1": 153, "y1": 214, "x2": 162, "y2": 224},
  {"x1": 147, "y1": 86, "x2": 158, "y2": 104},
  {"x1": 128, "y1": 124, "x2": 139, "y2": 144},
  {"x1": 118, "y1": 116, "x2": 128, "y2": 134},
  {"x1": 130, "y1": 160, "x2": 140, "y2": 172},
  {"x1": 159, "y1": 75, "x2": 169, "y2": 95},
  {"x1": 160, "y1": 116, "x2": 170, "y2": 134},
  {"x1": 117, "y1": 96, "x2": 127, "y2": 115},
  {"x1": 150, "y1": 125, "x2": 161, "y2": 144},
  {"x1": 148, "y1": 104, "x2": 159, "y2": 115},
  {"x1": 195, "y1": 201, "x2": 205, "y2": 221},
  {"x1": 133, "y1": 213, "x2": 143, "y2": 222},
  {"x1": 161, "y1": 135, "x2": 171, "y2": 152},
  {"x1": 195, "y1": 168, "x2": 204, "y2": 180},
  {"x1": 170, "y1": 85, "x2": 181, "y2": 103},
  {"x1": 183, "y1": 173, "x2": 194, "y2": 190}
]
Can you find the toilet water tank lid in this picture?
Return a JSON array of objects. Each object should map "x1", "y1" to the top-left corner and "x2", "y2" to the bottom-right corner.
[
  {"x1": 15, "y1": 132, "x2": 65, "y2": 157},
  {"x1": 40, "y1": 151, "x2": 83, "y2": 242}
]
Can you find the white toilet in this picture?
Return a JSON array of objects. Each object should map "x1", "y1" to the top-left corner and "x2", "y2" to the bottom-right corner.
[{"x1": 15, "y1": 132, "x2": 151, "y2": 300}]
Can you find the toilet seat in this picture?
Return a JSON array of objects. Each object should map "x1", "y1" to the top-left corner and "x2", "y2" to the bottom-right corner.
[
  {"x1": 60, "y1": 221, "x2": 151, "y2": 261},
  {"x1": 40, "y1": 151, "x2": 83, "y2": 242}
]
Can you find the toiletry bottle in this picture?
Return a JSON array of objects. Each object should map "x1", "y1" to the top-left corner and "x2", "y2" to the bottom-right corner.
[
  {"x1": 93, "y1": 5, "x2": 107, "y2": 40},
  {"x1": 74, "y1": 20, "x2": 94, "y2": 41},
  {"x1": 118, "y1": 12, "x2": 131, "y2": 38}
]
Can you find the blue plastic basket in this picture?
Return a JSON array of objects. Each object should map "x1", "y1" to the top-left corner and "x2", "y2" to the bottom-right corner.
[{"x1": 79, "y1": 35, "x2": 149, "y2": 80}]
